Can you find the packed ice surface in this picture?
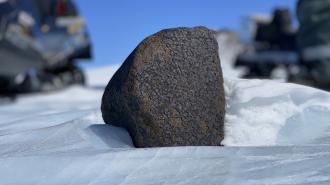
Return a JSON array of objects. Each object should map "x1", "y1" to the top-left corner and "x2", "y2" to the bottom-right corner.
[{"x1": 1, "y1": 65, "x2": 330, "y2": 184}]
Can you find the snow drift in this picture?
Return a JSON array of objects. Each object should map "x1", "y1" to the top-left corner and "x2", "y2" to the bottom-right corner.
[
  {"x1": 224, "y1": 77, "x2": 330, "y2": 146},
  {"x1": 0, "y1": 65, "x2": 330, "y2": 184}
]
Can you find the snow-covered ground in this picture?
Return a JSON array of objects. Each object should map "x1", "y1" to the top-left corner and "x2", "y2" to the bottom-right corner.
[{"x1": 1, "y1": 63, "x2": 330, "y2": 184}]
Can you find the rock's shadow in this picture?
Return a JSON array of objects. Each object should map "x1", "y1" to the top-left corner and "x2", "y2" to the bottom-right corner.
[{"x1": 85, "y1": 124, "x2": 134, "y2": 149}]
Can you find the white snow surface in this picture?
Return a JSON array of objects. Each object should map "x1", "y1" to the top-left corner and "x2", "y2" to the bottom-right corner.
[{"x1": 1, "y1": 65, "x2": 330, "y2": 184}]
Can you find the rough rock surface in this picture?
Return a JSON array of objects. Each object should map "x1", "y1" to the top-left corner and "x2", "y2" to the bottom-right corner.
[{"x1": 101, "y1": 26, "x2": 225, "y2": 148}]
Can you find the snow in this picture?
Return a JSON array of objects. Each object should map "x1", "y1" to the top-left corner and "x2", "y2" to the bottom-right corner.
[
  {"x1": 1, "y1": 64, "x2": 330, "y2": 184},
  {"x1": 223, "y1": 77, "x2": 330, "y2": 146},
  {"x1": 86, "y1": 64, "x2": 120, "y2": 87},
  {"x1": 216, "y1": 31, "x2": 246, "y2": 78}
]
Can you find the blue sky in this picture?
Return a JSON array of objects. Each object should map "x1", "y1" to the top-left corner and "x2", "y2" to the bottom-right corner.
[{"x1": 76, "y1": 0, "x2": 296, "y2": 68}]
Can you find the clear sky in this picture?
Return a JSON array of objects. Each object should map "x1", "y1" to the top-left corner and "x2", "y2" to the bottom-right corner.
[{"x1": 76, "y1": 0, "x2": 296, "y2": 68}]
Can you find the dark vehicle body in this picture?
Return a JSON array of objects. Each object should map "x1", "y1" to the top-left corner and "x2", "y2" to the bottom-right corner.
[
  {"x1": 235, "y1": 8, "x2": 298, "y2": 79},
  {"x1": 0, "y1": 0, "x2": 92, "y2": 95},
  {"x1": 235, "y1": 6, "x2": 330, "y2": 90}
]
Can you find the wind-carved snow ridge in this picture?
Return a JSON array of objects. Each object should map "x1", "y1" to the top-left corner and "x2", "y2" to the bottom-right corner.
[{"x1": 223, "y1": 77, "x2": 330, "y2": 146}]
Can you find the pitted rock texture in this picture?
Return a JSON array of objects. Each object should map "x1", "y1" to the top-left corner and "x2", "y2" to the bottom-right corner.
[{"x1": 101, "y1": 27, "x2": 225, "y2": 148}]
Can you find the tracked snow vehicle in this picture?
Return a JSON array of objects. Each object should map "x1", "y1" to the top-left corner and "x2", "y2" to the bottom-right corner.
[
  {"x1": 234, "y1": 8, "x2": 298, "y2": 80},
  {"x1": 0, "y1": 0, "x2": 92, "y2": 95}
]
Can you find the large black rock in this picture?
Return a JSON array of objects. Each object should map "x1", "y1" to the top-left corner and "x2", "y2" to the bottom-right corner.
[{"x1": 101, "y1": 26, "x2": 225, "y2": 148}]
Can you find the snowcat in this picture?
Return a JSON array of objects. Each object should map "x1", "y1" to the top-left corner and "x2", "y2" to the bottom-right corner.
[
  {"x1": 234, "y1": 8, "x2": 298, "y2": 80},
  {"x1": 0, "y1": 0, "x2": 92, "y2": 96}
]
